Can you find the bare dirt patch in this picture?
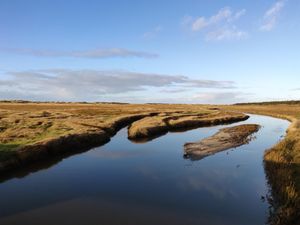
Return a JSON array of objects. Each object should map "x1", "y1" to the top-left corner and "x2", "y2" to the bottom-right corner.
[{"x1": 184, "y1": 124, "x2": 260, "y2": 160}]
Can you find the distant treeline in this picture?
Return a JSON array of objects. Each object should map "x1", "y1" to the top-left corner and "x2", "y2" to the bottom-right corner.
[
  {"x1": 0, "y1": 100, "x2": 129, "y2": 105},
  {"x1": 235, "y1": 100, "x2": 300, "y2": 105}
]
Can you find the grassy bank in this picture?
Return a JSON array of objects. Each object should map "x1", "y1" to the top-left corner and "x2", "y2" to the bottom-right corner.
[
  {"x1": 221, "y1": 103, "x2": 300, "y2": 225},
  {"x1": 128, "y1": 111, "x2": 248, "y2": 140},
  {"x1": 0, "y1": 102, "x2": 247, "y2": 172}
]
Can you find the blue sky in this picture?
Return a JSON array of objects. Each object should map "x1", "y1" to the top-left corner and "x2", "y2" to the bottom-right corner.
[{"x1": 0, "y1": 0, "x2": 299, "y2": 103}]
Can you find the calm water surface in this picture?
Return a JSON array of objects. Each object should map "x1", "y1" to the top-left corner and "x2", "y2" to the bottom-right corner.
[{"x1": 0, "y1": 115, "x2": 290, "y2": 225}]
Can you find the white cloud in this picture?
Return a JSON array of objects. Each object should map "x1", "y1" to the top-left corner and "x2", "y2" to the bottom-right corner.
[
  {"x1": 192, "y1": 91, "x2": 253, "y2": 104},
  {"x1": 206, "y1": 27, "x2": 248, "y2": 41},
  {"x1": 191, "y1": 7, "x2": 232, "y2": 31},
  {"x1": 260, "y1": 0, "x2": 286, "y2": 31},
  {"x1": 0, "y1": 47, "x2": 158, "y2": 59},
  {"x1": 192, "y1": 17, "x2": 208, "y2": 31},
  {"x1": 0, "y1": 69, "x2": 236, "y2": 102},
  {"x1": 160, "y1": 89, "x2": 189, "y2": 93},
  {"x1": 181, "y1": 15, "x2": 194, "y2": 26},
  {"x1": 183, "y1": 7, "x2": 247, "y2": 41},
  {"x1": 231, "y1": 9, "x2": 247, "y2": 21},
  {"x1": 143, "y1": 26, "x2": 163, "y2": 39},
  {"x1": 129, "y1": 91, "x2": 253, "y2": 104}
]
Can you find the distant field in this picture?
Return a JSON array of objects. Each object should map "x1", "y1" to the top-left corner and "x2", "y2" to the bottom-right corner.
[{"x1": 235, "y1": 100, "x2": 300, "y2": 105}]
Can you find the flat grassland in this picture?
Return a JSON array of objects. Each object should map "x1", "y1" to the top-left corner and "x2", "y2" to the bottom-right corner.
[
  {"x1": 0, "y1": 102, "x2": 247, "y2": 171},
  {"x1": 221, "y1": 103, "x2": 300, "y2": 225},
  {"x1": 0, "y1": 103, "x2": 212, "y2": 150}
]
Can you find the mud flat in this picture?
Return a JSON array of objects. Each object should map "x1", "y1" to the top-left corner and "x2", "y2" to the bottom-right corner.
[
  {"x1": 184, "y1": 124, "x2": 260, "y2": 160},
  {"x1": 128, "y1": 112, "x2": 249, "y2": 140}
]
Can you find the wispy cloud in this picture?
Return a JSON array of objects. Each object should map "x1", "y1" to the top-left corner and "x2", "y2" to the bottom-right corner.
[
  {"x1": 0, "y1": 47, "x2": 158, "y2": 59},
  {"x1": 205, "y1": 26, "x2": 247, "y2": 41},
  {"x1": 260, "y1": 0, "x2": 286, "y2": 31},
  {"x1": 192, "y1": 91, "x2": 253, "y2": 104},
  {"x1": 160, "y1": 89, "x2": 189, "y2": 93},
  {"x1": 130, "y1": 91, "x2": 252, "y2": 104},
  {"x1": 182, "y1": 7, "x2": 247, "y2": 41},
  {"x1": 191, "y1": 8, "x2": 245, "y2": 31},
  {"x1": 0, "y1": 69, "x2": 235, "y2": 102},
  {"x1": 143, "y1": 26, "x2": 163, "y2": 39}
]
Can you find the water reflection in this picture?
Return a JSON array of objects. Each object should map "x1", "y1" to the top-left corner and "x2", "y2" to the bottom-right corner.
[{"x1": 0, "y1": 115, "x2": 290, "y2": 225}]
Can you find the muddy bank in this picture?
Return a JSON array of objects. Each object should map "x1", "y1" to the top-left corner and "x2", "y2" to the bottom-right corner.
[
  {"x1": 0, "y1": 113, "x2": 157, "y2": 173},
  {"x1": 128, "y1": 112, "x2": 249, "y2": 141},
  {"x1": 184, "y1": 124, "x2": 260, "y2": 160}
]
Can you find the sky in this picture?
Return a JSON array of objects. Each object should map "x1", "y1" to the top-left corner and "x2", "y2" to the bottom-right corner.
[{"x1": 0, "y1": 0, "x2": 299, "y2": 104}]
